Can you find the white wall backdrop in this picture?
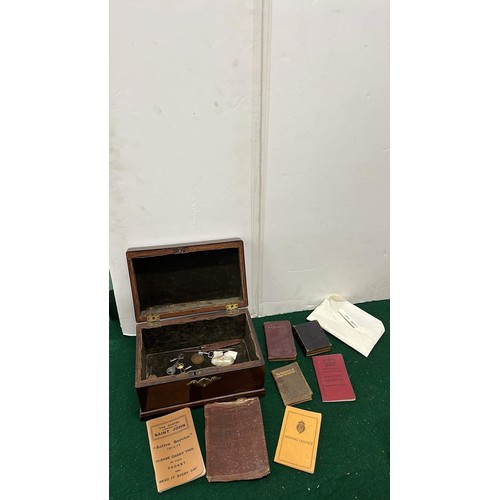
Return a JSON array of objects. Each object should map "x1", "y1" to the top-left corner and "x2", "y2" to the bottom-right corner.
[
  {"x1": 110, "y1": 0, "x2": 389, "y2": 335},
  {"x1": 110, "y1": 0, "x2": 261, "y2": 335},
  {"x1": 260, "y1": 0, "x2": 389, "y2": 315}
]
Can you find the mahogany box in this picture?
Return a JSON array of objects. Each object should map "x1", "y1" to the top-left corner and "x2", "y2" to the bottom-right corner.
[{"x1": 126, "y1": 238, "x2": 266, "y2": 420}]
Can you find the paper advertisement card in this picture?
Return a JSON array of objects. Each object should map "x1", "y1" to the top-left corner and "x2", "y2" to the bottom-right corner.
[{"x1": 146, "y1": 407, "x2": 205, "y2": 492}]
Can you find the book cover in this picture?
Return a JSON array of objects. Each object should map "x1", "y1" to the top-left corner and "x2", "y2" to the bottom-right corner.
[
  {"x1": 271, "y1": 361, "x2": 313, "y2": 406},
  {"x1": 292, "y1": 320, "x2": 332, "y2": 356},
  {"x1": 274, "y1": 406, "x2": 322, "y2": 474},
  {"x1": 312, "y1": 353, "x2": 356, "y2": 402},
  {"x1": 264, "y1": 320, "x2": 297, "y2": 361},
  {"x1": 146, "y1": 407, "x2": 206, "y2": 492},
  {"x1": 204, "y1": 397, "x2": 270, "y2": 482}
]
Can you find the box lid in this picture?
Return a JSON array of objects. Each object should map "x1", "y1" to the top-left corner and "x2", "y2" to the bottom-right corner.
[{"x1": 126, "y1": 238, "x2": 248, "y2": 323}]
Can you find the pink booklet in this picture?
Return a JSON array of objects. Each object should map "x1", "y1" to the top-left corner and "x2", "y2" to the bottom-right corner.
[{"x1": 312, "y1": 353, "x2": 356, "y2": 402}]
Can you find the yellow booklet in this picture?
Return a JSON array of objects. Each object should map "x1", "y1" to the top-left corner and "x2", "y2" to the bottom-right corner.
[
  {"x1": 146, "y1": 407, "x2": 206, "y2": 492},
  {"x1": 274, "y1": 406, "x2": 322, "y2": 474}
]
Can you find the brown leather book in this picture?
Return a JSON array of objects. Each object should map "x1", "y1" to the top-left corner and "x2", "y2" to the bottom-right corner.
[
  {"x1": 271, "y1": 361, "x2": 313, "y2": 406},
  {"x1": 204, "y1": 398, "x2": 270, "y2": 482},
  {"x1": 264, "y1": 320, "x2": 297, "y2": 361}
]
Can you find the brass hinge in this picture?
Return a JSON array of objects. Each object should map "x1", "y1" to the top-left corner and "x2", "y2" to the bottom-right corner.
[
  {"x1": 225, "y1": 303, "x2": 239, "y2": 315},
  {"x1": 146, "y1": 313, "x2": 161, "y2": 326}
]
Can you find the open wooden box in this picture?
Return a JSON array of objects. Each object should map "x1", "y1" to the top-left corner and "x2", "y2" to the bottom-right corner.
[{"x1": 127, "y1": 238, "x2": 265, "y2": 420}]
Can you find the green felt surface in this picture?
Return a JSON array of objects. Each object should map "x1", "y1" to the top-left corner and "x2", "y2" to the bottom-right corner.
[{"x1": 110, "y1": 300, "x2": 389, "y2": 499}]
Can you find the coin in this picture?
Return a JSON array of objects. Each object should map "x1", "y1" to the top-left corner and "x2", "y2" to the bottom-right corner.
[{"x1": 191, "y1": 353, "x2": 204, "y2": 365}]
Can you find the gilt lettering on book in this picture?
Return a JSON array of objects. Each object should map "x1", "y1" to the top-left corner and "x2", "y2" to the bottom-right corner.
[
  {"x1": 271, "y1": 362, "x2": 313, "y2": 406},
  {"x1": 204, "y1": 398, "x2": 270, "y2": 482},
  {"x1": 274, "y1": 406, "x2": 322, "y2": 474},
  {"x1": 312, "y1": 353, "x2": 356, "y2": 402},
  {"x1": 146, "y1": 407, "x2": 206, "y2": 492}
]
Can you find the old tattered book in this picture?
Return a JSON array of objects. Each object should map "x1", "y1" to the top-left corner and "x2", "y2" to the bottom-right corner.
[
  {"x1": 204, "y1": 397, "x2": 270, "y2": 482},
  {"x1": 146, "y1": 407, "x2": 205, "y2": 492},
  {"x1": 264, "y1": 320, "x2": 297, "y2": 361},
  {"x1": 274, "y1": 406, "x2": 322, "y2": 474},
  {"x1": 271, "y1": 361, "x2": 313, "y2": 406}
]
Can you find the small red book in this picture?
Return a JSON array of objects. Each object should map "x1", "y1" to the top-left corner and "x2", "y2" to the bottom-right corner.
[
  {"x1": 312, "y1": 354, "x2": 356, "y2": 402},
  {"x1": 264, "y1": 320, "x2": 296, "y2": 361}
]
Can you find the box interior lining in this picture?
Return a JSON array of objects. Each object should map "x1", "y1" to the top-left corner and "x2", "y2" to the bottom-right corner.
[
  {"x1": 140, "y1": 313, "x2": 257, "y2": 380},
  {"x1": 132, "y1": 247, "x2": 243, "y2": 316}
]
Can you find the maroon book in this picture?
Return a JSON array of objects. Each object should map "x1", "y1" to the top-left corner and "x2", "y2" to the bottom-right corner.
[
  {"x1": 312, "y1": 354, "x2": 356, "y2": 402},
  {"x1": 264, "y1": 320, "x2": 297, "y2": 361}
]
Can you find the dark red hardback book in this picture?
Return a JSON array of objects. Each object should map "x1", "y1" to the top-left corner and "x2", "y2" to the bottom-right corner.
[
  {"x1": 264, "y1": 320, "x2": 296, "y2": 361},
  {"x1": 312, "y1": 354, "x2": 356, "y2": 402}
]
